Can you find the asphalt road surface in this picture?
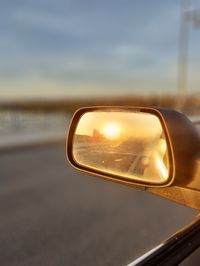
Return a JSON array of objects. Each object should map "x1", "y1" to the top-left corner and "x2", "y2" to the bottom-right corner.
[{"x1": 0, "y1": 143, "x2": 199, "y2": 266}]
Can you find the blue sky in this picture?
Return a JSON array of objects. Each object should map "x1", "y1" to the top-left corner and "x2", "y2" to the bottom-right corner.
[{"x1": 0, "y1": 0, "x2": 200, "y2": 99}]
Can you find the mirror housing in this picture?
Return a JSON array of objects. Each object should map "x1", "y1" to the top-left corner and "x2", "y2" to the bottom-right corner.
[{"x1": 67, "y1": 107, "x2": 199, "y2": 189}]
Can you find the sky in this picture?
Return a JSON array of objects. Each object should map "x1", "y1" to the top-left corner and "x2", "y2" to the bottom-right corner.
[
  {"x1": 76, "y1": 111, "x2": 163, "y2": 139},
  {"x1": 0, "y1": 0, "x2": 200, "y2": 100}
]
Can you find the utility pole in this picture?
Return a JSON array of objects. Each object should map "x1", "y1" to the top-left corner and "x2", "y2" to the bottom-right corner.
[
  {"x1": 177, "y1": 0, "x2": 190, "y2": 111},
  {"x1": 177, "y1": 0, "x2": 200, "y2": 111}
]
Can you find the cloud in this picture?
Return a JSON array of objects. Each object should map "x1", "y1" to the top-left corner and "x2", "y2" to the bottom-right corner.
[
  {"x1": 13, "y1": 8, "x2": 86, "y2": 36},
  {"x1": 0, "y1": 0, "x2": 199, "y2": 98}
]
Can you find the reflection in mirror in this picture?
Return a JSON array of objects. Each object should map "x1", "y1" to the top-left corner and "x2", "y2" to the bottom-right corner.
[{"x1": 72, "y1": 111, "x2": 170, "y2": 184}]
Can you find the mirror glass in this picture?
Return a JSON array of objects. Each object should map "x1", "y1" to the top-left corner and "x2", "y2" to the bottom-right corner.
[{"x1": 72, "y1": 111, "x2": 170, "y2": 184}]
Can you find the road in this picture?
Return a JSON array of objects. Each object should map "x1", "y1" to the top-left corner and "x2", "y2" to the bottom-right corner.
[{"x1": 0, "y1": 143, "x2": 200, "y2": 266}]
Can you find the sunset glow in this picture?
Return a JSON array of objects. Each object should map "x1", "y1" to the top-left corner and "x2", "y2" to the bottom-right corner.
[{"x1": 102, "y1": 123, "x2": 121, "y2": 140}]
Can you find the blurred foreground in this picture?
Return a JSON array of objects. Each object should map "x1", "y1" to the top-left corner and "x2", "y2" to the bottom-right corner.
[{"x1": 0, "y1": 143, "x2": 199, "y2": 266}]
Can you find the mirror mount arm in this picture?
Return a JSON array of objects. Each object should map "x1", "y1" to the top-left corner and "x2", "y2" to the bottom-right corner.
[{"x1": 127, "y1": 216, "x2": 200, "y2": 266}]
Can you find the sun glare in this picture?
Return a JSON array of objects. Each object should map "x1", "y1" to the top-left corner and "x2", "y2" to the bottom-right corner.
[{"x1": 102, "y1": 123, "x2": 121, "y2": 140}]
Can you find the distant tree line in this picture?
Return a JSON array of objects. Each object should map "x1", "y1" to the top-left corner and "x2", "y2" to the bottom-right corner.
[{"x1": 0, "y1": 94, "x2": 199, "y2": 114}]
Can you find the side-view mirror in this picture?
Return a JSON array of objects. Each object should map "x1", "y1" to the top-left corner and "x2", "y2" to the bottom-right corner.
[{"x1": 67, "y1": 107, "x2": 200, "y2": 209}]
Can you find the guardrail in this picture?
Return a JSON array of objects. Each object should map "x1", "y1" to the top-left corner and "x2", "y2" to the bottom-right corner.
[{"x1": 0, "y1": 113, "x2": 71, "y2": 152}]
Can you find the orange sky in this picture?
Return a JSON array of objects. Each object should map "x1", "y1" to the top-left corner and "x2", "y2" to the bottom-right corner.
[{"x1": 75, "y1": 111, "x2": 163, "y2": 140}]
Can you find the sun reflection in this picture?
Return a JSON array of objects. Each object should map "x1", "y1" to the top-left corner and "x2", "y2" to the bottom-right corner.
[
  {"x1": 102, "y1": 122, "x2": 121, "y2": 140},
  {"x1": 155, "y1": 139, "x2": 168, "y2": 179},
  {"x1": 155, "y1": 154, "x2": 168, "y2": 179}
]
